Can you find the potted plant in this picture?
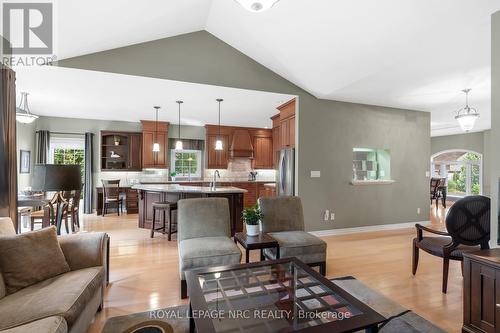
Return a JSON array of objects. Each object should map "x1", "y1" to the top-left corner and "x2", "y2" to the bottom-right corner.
[
  {"x1": 242, "y1": 204, "x2": 263, "y2": 236},
  {"x1": 113, "y1": 136, "x2": 120, "y2": 146},
  {"x1": 170, "y1": 172, "x2": 177, "y2": 181}
]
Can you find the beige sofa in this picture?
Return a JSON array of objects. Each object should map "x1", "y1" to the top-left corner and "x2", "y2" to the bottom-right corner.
[{"x1": 0, "y1": 217, "x2": 109, "y2": 333}]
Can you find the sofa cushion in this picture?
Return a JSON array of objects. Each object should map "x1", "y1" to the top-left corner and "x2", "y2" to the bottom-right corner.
[
  {"x1": 0, "y1": 218, "x2": 16, "y2": 300},
  {"x1": 263, "y1": 231, "x2": 326, "y2": 264},
  {"x1": 178, "y1": 237, "x2": 241, "y2": 279},
  {"x1": 0, "y1": 267, "x2": 103, "y2": 331},
  {"x1": 0, "y1": 316, "x2": 67, "y2": 333},
  {"x1": 0, "y1": 226, "x2": 70, "y2": 294}
]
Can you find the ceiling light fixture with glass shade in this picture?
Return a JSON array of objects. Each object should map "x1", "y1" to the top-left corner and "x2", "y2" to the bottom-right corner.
[
  {"x1": 152, "y1": 106, "x2": 161, "y2": 152},
  {"x1": 16, "y1": 92, "x2": 39, "y2": 124},
  {"x1": 215, "y1": 99, "x2": 224, "y2": 151},
  {"x1": 175, "y1": 100, "x2": 184, "y2": 150},
  {"x1": 234, "y1": 0, "x2": 280, "y2": 12},
  {"x1": 455, "y1": 89, "x2": 479, "y2": 132}
]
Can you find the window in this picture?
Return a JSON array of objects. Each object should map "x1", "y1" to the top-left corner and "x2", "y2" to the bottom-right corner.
[
  {"x1": 170, "y1": 150, "x2": 202, "y2": 178},
  {"x1": 431, "y1": 151, "x2": 482, "y2": 196},
  {"x1": 49, "y1": 136, "x2": 85, "y2": 192},
  {"x1": 352, "y1": 148, "x2": 391, "y2": 181}
]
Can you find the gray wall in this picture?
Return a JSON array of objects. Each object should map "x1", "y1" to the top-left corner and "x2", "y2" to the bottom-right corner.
[
  {"x1": 58, "y1": 30, "x2": 431, "y2": 231},
  {"x1": 16, "y1": 121, "x2": 36, "y2": 190},
  {"x1": 431, "y1": 130, "x2": 491, "y2": 195},
  {"x1": 491, "y1": 11, "x2": 500, "y2": 245}
]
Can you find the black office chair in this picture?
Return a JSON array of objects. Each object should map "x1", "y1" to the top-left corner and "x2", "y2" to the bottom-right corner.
[{"x1": 413, "y1": 195, "x2": 490, "y2": 293}]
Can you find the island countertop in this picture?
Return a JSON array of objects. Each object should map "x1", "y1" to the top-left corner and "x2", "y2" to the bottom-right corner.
[{"x1": 132, "y1": 183, "x2": 248, "y2": 194}]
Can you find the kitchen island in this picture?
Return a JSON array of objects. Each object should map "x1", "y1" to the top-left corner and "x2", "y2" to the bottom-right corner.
[{"x1": 132, "y1": 184, "x2": 247, "y2": 236}]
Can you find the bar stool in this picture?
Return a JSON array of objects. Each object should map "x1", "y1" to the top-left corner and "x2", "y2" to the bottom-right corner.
[{"x1": 151, "y1": 201, "x2": 178, "y2": 240}]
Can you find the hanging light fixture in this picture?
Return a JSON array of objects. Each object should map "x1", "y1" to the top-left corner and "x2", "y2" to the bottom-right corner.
[
  {"x1": 455, "y1": 89, "x2": 479, "y2": 132},
  {"x1": 215, "y1": 99, "x2": 224, "y2": 151},
  {"x1": 16, "y1": 92, "x2": 38, "y2": 124},
  {"x1": 175, "y1": 101, "x2": 183, "y2": 150},
  {"x1": 234, "y1": 0, "x2": 280, "y2": 12},
  {"x1": 152, "y1": 106, "x2": 161, "y2": 152}
]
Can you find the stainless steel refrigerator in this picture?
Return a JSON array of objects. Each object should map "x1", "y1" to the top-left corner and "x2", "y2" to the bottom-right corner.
[{"x1": 276, "y1": 148, "x2": 295, "y2": 196}]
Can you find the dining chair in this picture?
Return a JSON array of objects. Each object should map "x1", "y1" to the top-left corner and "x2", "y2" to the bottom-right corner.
[
  {"x1": 430, "y1": 178, "x2": 442, "y2": 209},
  {"x1": 412, "y1": 195, "x2": 490, "y2": 293},
  {"x1": 102, "y1": 180, "x2": 123, "y2": 216},
  {"x1": 63, "y1": 190, "x2": 81, "y2": 232}
]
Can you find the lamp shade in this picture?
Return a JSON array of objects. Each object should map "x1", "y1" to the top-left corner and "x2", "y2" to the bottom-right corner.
[{"x1": 32, "y1": 164, "x2": 82, "y2": 191}]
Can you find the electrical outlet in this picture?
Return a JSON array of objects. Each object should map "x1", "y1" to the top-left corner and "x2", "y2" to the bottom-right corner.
[
  {"x1": 417, "y1": 208, "x2": 421, "y2": 215},
  {"x1": 323, "y1": 210, "x2": 329, "y2": 221},
  {"x1": 330, "y1": 212, "x2": 335, "y2": 221}
]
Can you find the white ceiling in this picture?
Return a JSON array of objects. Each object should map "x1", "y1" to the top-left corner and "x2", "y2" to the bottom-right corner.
[
  {"x1": 24, "y1": 0, "x2": 500, "y2": 136},
  {"x1": 14, "y1": 66, "x2": 294, "y2": 128}
]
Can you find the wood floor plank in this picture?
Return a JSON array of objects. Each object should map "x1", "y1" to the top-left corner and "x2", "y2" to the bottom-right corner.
[{"x1": 84, "y1": 203, "x2": 460, "y2": 333}]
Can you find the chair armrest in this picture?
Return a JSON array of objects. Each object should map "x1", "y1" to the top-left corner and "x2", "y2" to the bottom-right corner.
[
  {"x1": 415, "y1": 224, "x2": 449, "y2": 241},
  {"x1": 58, "y1": 232, "x2": 109, "y2": 277}
]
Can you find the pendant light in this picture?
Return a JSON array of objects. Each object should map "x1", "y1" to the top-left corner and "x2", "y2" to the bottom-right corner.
[
  {"x1": 175, "y1": 101, "x2": 183, "y2": 150},
  {"x1": 234, "y1": 0, "x2": 280, "y2": 12},
  {"x1": 215, "y1": 99, "x2": 224, "y2": 151},
  {"x1": 152, "y1": 106, "x2": 160, "y2": 152},
  {"x1": 455, "y1": 89, "x2": 479, "y2": 132},
  {"x1": 16, "y1": 92, "x2": 38, "y2": 124}
]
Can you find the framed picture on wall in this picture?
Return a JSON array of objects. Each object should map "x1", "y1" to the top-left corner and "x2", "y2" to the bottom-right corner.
[{"x1": 20, "y1": 150, "x2": 30, "y2": 174}]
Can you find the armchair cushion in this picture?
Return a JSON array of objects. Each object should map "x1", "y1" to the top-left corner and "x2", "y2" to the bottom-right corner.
[
  {"x1": 0, "y1": 267, "x2": 103, "y2": 331},
  {"x1": 264, "y1": 231, "x2": 326, "y2": 264},
  {"x1": 58, "y1": 232, "x2": 108, "y2": 271},
  {"x1": 0, "y1": 226, "x2": 70, "y2": 294},
  {"x1": 258, "y1": 197, "x2": 305, "y2": 233},
  {"x1": 0, "y1": 316, "x2": 67, "y2": 333},
  {"x1": 414, "y1": 236, "x2": 480, "y2": 260},
  {"x1": 178, "y1": 236, "x2": 241, "y2": 279}
]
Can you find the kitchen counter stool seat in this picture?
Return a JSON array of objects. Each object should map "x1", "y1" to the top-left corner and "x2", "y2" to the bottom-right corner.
[{"x1": 151, "y1": 201, "x2": 178, "y2": 240}]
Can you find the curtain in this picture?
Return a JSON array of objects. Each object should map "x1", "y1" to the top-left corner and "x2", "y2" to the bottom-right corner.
[
  {"x1": 0, "y1": 65, "x2": 18, "y2": 227},
  {"x1": 35, "y1": 130, "x2": 50, "y2": 164},
  {"x1": 83, "y1": 132, "x2": 93, "y2": 214}
]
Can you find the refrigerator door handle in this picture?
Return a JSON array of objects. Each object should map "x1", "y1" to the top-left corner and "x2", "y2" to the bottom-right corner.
[{"x1": 280, "y1": 153, "x2": 286, "y2": 195}]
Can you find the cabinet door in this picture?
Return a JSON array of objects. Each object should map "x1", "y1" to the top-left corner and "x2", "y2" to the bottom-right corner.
[
  {"x1": 288, "y1": 116, "x2": 295, "y2": 148},
  {"x1": 207, "y1": 134, "x2": 229, "y2": 169},
  {"x1": 272, "y1": 126, "x2": 280, "y2": 167},
  {"x1": 280, "y1": 120, "x2": 290, "y2": 148},
  {"x1": 471, "y1": 262, "x2": 496, "y2": 332},
  {"x1": 253, "y1": 137, "x2": 273, "y2": 169},
  {"x1": 128, "y1": 133, "x2": 142, "y2": 170},
  {"x1": 155, "y1": 132, "x2": 168, "y2": 168},
  {"x1": 142, "y1": 131, "x2": 155, "y2": 168}
]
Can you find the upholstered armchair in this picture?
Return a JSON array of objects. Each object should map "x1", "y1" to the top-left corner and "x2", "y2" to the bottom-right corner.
[
  {"x1": 258, "y1": 196, "x2": 327, "y2": 275},
  {"x1": 177, "y1": 198, "x2": 241, "y2": 299},
  {"x1": 412, "y1": 195, "x2": 490, "y2": 293}
]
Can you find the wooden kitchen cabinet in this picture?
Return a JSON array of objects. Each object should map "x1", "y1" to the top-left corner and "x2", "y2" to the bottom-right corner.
[
  {"x1": 272, "y1": 98, "x2": 296, "y2": 151},
  {"x1": 252, "y1": 136, "x2": 273, "y2": 169},
  {"x1": 206, "y1": 134, "x2": 229, "y2": 169},
  {"x1": 101, "y1": 131, "x2": 142, "y2": 171},
  {"x1": 463, "y1": 249, "x2": 500, "y2": 333},
  {"x1": 258, "y1": 183, "x2": 276, "y2": 198},
  {"x1": 141, "y1": 120, "x2": 169, "y2": 169},
  {"x1": 128, "y1": 133, "x2": 142, "y2": 170}
]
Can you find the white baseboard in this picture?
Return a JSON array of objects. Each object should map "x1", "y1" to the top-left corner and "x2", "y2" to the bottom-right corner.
[{"x1": 308, "y1": 220, "x2": 431, "y2": 237}]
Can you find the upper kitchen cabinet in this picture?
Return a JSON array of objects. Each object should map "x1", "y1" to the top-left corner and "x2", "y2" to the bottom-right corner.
[
  {"x1": 252, "y1": 130, "x2": 273, "y2": 169},
  {"x1": 206, "y1": 134, "x2": 229, "y2": 169},
  {"x1": 141, "y1": 120, "x2": 169, "y2": 169},
  {"x1": 271, "y1": 98, "x2": 296, "y2": 167},
  {"x1": 101, "y1": 131, "x2": 142, "y2": 171}
]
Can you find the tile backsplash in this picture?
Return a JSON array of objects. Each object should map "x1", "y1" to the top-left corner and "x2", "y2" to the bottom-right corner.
[{"x1": 205, "y1": 158, "x2": 276, "y2": 181}]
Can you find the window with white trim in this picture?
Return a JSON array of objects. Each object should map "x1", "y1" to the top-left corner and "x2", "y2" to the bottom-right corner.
[{"x1": 170, "y1": 149, "x2": 202, "y2": 178}]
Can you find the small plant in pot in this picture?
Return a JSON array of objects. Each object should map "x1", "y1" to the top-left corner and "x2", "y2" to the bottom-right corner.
[
  {"x1": 242, "y1": 204, "x2": 263, "y2": 236},
  {"x1": 170, "y1": 172, "x2": 177, "y2": 181}
]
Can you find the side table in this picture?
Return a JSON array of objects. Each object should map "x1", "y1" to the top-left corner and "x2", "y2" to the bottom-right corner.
[{"x1": 234, "y1": 232, "x2": 279, "y2": 263}]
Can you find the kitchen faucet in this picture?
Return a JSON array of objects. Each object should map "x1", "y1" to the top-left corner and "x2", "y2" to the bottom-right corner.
[{"x1": 211, "y1": 170, "x2": 220, "y2": 190}]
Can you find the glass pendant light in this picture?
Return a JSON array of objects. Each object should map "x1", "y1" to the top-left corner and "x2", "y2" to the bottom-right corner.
[
  {"x1": 16, "y1": 92, "x2": 39, "y2": 124},
  {"x1": 455, "y1": 89, "x2": 479, "y2": 132},
  {"x1": 234, "y1": 0, "x2": 280, "y2": 12},
  {"x1": 215, "y1": 99, "x2": 224, "y2": 151},
  {"x1": 152, "y1": 106, "x2": 160, "y2": 152},
  {"x1": 175, "y1": 101, "x2": 183, "y2": 150}
]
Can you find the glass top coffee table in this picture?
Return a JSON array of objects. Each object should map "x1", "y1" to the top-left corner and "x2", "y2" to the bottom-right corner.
[{"x1": 185, "y1": 258, "x2": 385, "y2": 333}]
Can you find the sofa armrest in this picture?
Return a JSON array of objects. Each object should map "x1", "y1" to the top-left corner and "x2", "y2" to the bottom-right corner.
[{"x1": 58, "y1": 232, "x2": 109, "y2": 283}]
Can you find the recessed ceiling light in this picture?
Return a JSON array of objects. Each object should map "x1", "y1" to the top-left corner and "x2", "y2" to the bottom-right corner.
[{"x1": 234, "y1": 0, "x2": 280, "y2": 13}]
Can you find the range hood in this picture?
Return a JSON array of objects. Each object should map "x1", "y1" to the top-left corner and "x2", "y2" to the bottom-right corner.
[{"x1": 230, "y1": 129, "x2": 254, "y2": 158}]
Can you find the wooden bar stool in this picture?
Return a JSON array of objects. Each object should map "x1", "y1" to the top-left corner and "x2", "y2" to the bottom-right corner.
[{"x1": 151, "y1": 201, "x2": 178, "y2": 240}]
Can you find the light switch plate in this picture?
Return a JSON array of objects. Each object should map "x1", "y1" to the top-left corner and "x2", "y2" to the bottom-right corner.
[
  {"x1": 425, "y1": 171, "x2": 430, "y2": 177},
  {"x1": 311, "y1": 171, "x2": 321, "y2": 178}
]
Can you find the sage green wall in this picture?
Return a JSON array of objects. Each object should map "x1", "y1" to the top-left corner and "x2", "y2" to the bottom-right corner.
[
  {"x1": 491, "y1": 11, "x2": 500, "y2": 246},
  {"x1": 16, "y1": 121, "x2": 36, "y2": 190},
  {"x1": 58, "y1": 30, "x2": 431, "y2": 231},
  {"x1": 431, "y1": 131, "x2": 491, "y2": 195}
]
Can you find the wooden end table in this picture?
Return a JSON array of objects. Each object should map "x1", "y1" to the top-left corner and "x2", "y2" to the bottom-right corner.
[{"x1": 234, "y1": 232, "x2": 279, "y2": 263}]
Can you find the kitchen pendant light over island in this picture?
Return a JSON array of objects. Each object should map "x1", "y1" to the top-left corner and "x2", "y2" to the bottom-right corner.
[
  {"x1": 215, "y1": 99, "x2": 224, "y2": 151},
  {"x1": 175, "y1": 100, "x2": 184, "y2": 150},
  {"x1": 152, "y1": 106, "x2": 161, "y2": 152}
]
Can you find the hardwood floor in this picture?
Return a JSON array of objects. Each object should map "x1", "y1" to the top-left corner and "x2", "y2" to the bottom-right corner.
[{"x1": 85, "y1": 202, "x2": 459, "y2": 333}]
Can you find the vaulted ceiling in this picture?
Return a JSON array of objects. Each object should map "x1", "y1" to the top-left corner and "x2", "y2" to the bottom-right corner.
[{"x1": 51, "y1": 1, "x2": 500, "y2": 135}]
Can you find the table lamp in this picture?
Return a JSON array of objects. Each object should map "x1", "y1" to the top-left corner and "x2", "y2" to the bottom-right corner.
[{"x1": 31, "y1": 164, "x2": 82, "y2": 233}]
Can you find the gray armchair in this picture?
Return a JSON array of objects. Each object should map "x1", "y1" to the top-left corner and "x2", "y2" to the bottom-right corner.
[
  {"x1": 177, "y1": 198, "x2": 241, "y2": 299},
  {"x1": 258, "y1": 196, "x2": 327, "y2": 275}
]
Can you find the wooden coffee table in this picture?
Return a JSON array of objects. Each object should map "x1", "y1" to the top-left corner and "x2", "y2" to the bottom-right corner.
[{"x1": 234, "y1": 232, "x2": 279, "y2": 263}]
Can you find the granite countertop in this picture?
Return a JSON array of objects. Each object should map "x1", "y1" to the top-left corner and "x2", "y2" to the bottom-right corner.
[
  {"x1": 139, "y1": 179, "x2": 276, "y2": 184},
  {"x1": 132, "y1": 184, "x2": 248, "y2": 194}
]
